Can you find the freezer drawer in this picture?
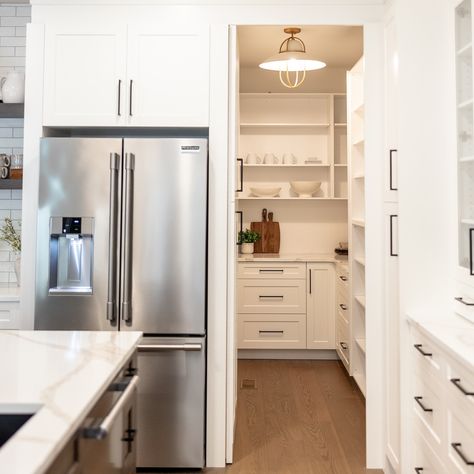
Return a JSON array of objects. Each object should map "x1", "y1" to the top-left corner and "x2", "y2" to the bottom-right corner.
[{"x1": 136, "y1": 337, "x2": 205, "y2": 469}]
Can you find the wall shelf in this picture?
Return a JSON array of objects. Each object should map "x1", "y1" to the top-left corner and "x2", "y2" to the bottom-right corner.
[
  {"x1": 353, "y1": 372, "x2": 366, "y2": 396},
  {"x1": 352, "y1": 218, "x2": 366, "y2": 227},
  {"x1": 242, "y1": 163, "x2": 329, "y2": 167},
  {"x1": 355, "y1": 338, "x2": 366, "y2": 353},
  {"x1": 237, "y1": 197, "x2": 347, "y2": 201},
  {"x1": 240, "y1": 122, "x2": 330, "y2": 129},
  {"x1": 457, "y1": 42, "x2": 472, "y2": 56},
  {"x1": 0, "y1": 103, "x2": 24, "y2": 119},
  {"x1": 354, "y1": 256, "x2": 365, "y2": 266},
  {"x1": 0, "y1": 179, "x2": 22, "y2": 190},
  {"x1": 354, "y1": 295, "x2": 366, "y2": 308}
]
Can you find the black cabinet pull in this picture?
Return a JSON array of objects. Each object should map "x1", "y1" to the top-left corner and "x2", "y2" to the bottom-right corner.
[
  {"x1": 390, "y1": 214, "x2": 398, "y2": 256},
  {"x1": 470, "y1": 228, "x2": 474, "y2": 275},
  {"x1": 259, "y1": 330, "x2": 284, "y2": 334},
  {"x1": 414, "y1": 396, "x2": 433, "y2": 412},
  {"x1": 452, "y1": 443, "x2": 474, "y2": 465},
  {"x1": 389, "y1": 149, "x2": 398, "y2": 191},
  {"x1": 236, "y1": 211, "x2": 243, "y2": 245},
  {"x1": 414, "y1": 469, "x2": 424, "y2": 473},
  {"x1": 455, "y1": 296, "x2": 474, "y2": 306},
  {"x1": 414, "y1": 344, "x2": 432, "y2": 357},
  {"x1": 309, "y1": 269, "x2": 312, "y2": 294},
  {"x1": 259, "y1": 269, "x2": 284, "y2": 273},
  {"x1": 259, "y1": 295, "x2": 283, "y2": 299},
  {"x1": 340, "y1": 342, "x2": 348, "y2": 350},
  {"x1": 451, "y1": 378, "x2": 474, "y2": 396},
  {"x1": 117, "y1": 79, "x2": 122, "y2": 116},
  {"x1": 339, "y1": 275, "x2": 348, "y2": 282},
  {"x1": 129, "y1": 79, "x2": 133, "y2": 116},
  {"x1": 236, "y1": 158, "x2": 243, "y2": 192}
]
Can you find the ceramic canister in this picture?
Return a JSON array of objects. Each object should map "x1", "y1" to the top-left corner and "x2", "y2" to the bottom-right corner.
[{"x1": 1, "y1": 71, "x2": 25, "y2": 103}]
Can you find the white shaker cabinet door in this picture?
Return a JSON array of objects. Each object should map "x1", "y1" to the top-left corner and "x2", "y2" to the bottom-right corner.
[
  {"x1": 306, "y1": 263, "x2": 336, "y2": 350},
  {"x1": 126, "y1": 25, "x2": 209, "y2": 127},
  {"x1": 43, "y1": 25, "x2": 127, "y2": 126}
]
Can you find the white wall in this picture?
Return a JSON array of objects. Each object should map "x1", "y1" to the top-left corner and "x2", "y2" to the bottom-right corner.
[{"x1": 0, "y1": 4, "x2": 30, "y2": 284}]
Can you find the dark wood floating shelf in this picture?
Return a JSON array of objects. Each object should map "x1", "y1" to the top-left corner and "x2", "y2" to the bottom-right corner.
[
  {"x1": 0, "y1": 179, "x2": 22, "y2": 190},
  {"x1": 0, "y1": 103, "x2": 24, "y2": 119}
]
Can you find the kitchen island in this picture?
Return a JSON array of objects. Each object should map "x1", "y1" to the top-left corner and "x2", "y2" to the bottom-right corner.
[{"x1": 0, "y1": 330, "x2": 142, "y2": 474}]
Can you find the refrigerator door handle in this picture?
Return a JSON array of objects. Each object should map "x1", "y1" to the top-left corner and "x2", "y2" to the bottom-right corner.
[
  {"x1": 137, "y1": 343, "x2": 203, "y2": 352},
  {"x1": 107, "y1": 153, "x2": 120, "y2": 322},
  {"x1": 121, "y1": 153, "x2": 135, "y2": 323}
]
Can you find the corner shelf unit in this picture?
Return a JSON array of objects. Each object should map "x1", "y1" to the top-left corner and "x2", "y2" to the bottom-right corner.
[
  {"x1": 348, "y1": 57, "x2": 366, "y2": 396},
  {"x1": 236, "y1": 93, "x2": 348, "y2": 201}
]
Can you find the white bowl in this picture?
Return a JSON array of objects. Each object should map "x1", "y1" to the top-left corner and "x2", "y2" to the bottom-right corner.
[
  {"x1": 249, "y1": 185, "x2": 281, "y2": 197},
  {"x1": 290, "y1": 181, "x2": 321, "y2": 198}
]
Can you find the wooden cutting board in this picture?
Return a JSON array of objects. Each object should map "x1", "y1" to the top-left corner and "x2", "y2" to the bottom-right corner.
[{"x1": 251, "y1": 209, "x2": 280, "y2": 253}]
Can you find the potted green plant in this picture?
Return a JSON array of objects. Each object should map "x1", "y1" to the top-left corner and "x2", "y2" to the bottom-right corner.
[
  {"x1": 0, "y1": 218, "x2": 21, "y2": 286},
  {"x1": 238, "y1": 228, "x2": 261, "y2": 254}
]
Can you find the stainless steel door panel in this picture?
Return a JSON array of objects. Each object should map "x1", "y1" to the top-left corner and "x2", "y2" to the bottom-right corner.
[
  {"x1": 35, "y1": 138, "x2": 123, "y2": 330},
  {"x1": 136, "y1": 336, "x2": 205, "y2": 468},
  {"x1": 121, "y1": 139, "x2": 207, "y2": 334}
]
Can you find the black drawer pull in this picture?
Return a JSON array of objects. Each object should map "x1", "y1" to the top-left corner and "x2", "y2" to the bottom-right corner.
[
  {"x1": 339, "y1": 303, "x2": 348, "y2": 311},
  {"x1": 452, "y1": 443, "x2": 474, "y2": 465},
  {"x1": 455, "y1": 296, "x2": 474, "y2": 306},
  {"x1": 259, "y1": 269, "x2": 284, "y2": 273},
  {"x1": 414, "y1": 469, "x2": 424, "y2": 473},
  {"x1": 340, "y1": 342, "x2": 348, "y2": 350},
  {"x1": 414, "y1": 396, "x2": 433, "y2": 412},
  {"x1": 451, "y1": 378, "x2": 474, "y2": 396},
  {"x1": 259, "y1": 330, "x2": 284, "y2": 335},
  {"x1": 414, "y1": 344, "x2": 432, "y2": 357},
  {"x1": 259, "y1": 295, "x2": 284, "y2": 299},
  {"x1": 339, "y1": 275, "x2": 348, "y2": 282}
]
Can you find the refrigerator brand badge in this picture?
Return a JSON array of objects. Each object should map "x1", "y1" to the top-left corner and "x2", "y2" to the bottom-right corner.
[{"x1": 181, "y1": 145, "x2": 200, "y2": 153}]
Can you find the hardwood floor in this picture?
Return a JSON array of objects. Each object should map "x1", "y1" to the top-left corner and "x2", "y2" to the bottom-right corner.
[{"x1": 152, "y1": 360, "x2": 381, "y2": 474}]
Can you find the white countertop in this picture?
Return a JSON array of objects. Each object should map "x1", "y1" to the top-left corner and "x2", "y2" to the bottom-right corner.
[
  {"x1": 0, "y1": 284, "x2": 20, "y2": 302},
  {"x1": 408, "y1": 312, "x2": 474, "y2": 371},
  {"x1": 238, "y1": 253, "x2": 348, "y2": 263},
  {"x1": 0, "y1": 330, "x2": 142, "y2": 474}
]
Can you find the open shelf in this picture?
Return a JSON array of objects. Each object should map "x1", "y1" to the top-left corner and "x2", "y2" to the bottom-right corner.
[
  {"x1": 354, "y1": 295, "x2": 366, "y2": 308},
  {"x1": 240, "y1": 122, "x2": 330, "y2": 129},
  {"x1": 458, "y1": 98, "x2": 474, "y2": 109},
  {"x1": 460, "y1": 218, "x2": 474, "y2": 225},
  {"x1": 335, "y1": 123, "x2": 347, "y2": 127},
  {"x1": 352, "y1": 218, "x2": 366, "y2": 227},
  {"x1": 457, "y1": 42, "x2": 472, "y2": 56},
  {"x1": 353, "y1": 371, "x2": 366, "y2": 396},
  {"x1": 459, "y1": 155, "x2": 474, "y2": 162},
  {"x1": 237, "y1": 197, "x2": 346, "y2": 201},
  {"x1": 243, "y1": 163, "x2": 329, "y2": 167},
  {"x1": 0, "y1": 103, "x2": 24, "y2": 119},
  {"x1": 354, "y1": 256, "x2": 365, "y2": 266},
  {"x1": 352, "y1": 137, "x2": 365, "y2": 147},
  {"x1": 0, "y1": 179, "x2": 22, "y2": 190},
  {"x1": 355, "y1": 338, "x2": 366, "y2": 353}
]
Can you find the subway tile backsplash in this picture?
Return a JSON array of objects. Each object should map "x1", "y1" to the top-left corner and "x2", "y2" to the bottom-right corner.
[{"x1": 0, "y1": 4, "x2": 30, "y2": 285}]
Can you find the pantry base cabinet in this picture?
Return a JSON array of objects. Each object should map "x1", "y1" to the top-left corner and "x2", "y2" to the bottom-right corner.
[{"x1": 237, "y1": 261, "x2": 338, "y2": 351}]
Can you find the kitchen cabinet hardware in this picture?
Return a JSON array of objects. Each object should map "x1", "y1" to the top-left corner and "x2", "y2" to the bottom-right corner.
[
  {"x1": 455, "y1": 296, "x2": 474, "y2": 306},
  {"x1": 340, "y1": 342, "x2": 348, "y2": 350},
  {"x1": 117, "y1": 80, "x2": 122, "y2": 116},
  {"x1": 259, "y1": 269, "x2": 284, "y2": 273},
  {"x1": 259, "y1": 330, "x2": 284, "y2": 334},
  {"x1": 138, "y1": 343, "x2": 202, "y2": 351},
  {"x1": 450, "y1": 378, "x2": 474, "y2": 396},
  {"x1": 258, "y1": 295, "x2": 284, "y2": 300},
  {"x1": 414, "y1": 469, "x2": 424, "y2": 473},
  {"x1": 129, "y1": 79, "x2": 133, "y2": 116},
  {"x1": 451, "y1": 443, "x2": 474, "y2": 465},
  {"x1": 309, "y1": 269, "x2": 312, "y2": 294},
  {"x1": 470, "y1": 228, "x2": 474, "y2": 275},
  {"x1": 414, "y1": 396, "x2": 433, "y2": 412},
  {"x1": 236, "y1": 158, "x2": 243, "y2": 192},
  {"x1": 339, "y1": 303, "x2": 348, "y2": 311},
  {"x1": 389, "y1": 149, "x2": 398, "y2": 191},
  {"x1": 414, "y1": 344, "x2": 432, "y2": 357},
  {"x1": 390, "y1": 214, "x2": 398, "y2": 256},
  {"x1": 121, "y1": 153, "x2": 134, "y2": 323},
  {"x1": 339, "y1": 275, "x2": 348, "y2": 281},
  {"x1": 106, "y1": 153, "x2": 120, "y2": 323},
  {"x1": 236, "y1": 211, "x2": 243, "y2": 245}
]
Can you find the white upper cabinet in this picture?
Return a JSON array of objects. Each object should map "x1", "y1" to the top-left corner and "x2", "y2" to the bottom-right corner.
[
  {"x1": 43, "y1": 25, "x2": 127, "y2": 127},
  {"x1": 43, "y1": 24, "x2": 210, "y2": 127},
  {"x1": 127, "y1": 26, "x2": 209, "y2": 127}
]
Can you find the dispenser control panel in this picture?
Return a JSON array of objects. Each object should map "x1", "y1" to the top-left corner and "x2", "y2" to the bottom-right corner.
[{"x1": 62, "y1": 217, "x2": 81, "y2": 234}]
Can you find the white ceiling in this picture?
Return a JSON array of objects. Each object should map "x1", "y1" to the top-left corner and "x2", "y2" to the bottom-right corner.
[{"x1": 238, "y1": 25, "x2": 363, "y2": 69}]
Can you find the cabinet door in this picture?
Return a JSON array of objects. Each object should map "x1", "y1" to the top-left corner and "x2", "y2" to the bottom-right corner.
[
  {"x1": 306, "y1": 263, "x2": 335, "y2": 349},
  {"x1": 43, "y1": 25, "x2": 127, "y2": 126},
  {"x1": 126, "y1": 25, "x2": 209, "y2": 126}
]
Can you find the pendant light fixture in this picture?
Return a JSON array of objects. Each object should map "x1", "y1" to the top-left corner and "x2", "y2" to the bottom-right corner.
[{"x1": 259, "y1": 27, "x2": 326, "y2": 89}]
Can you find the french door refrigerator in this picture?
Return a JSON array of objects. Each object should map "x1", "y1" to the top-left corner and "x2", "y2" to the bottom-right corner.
[{"x1": 35, "y1": 137, "x2": 208, "y2": 469}]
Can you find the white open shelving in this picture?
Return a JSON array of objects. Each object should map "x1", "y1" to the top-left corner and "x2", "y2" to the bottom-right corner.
[{"x1": 348, "y1": 57, "x2": 366, "y2": 397}]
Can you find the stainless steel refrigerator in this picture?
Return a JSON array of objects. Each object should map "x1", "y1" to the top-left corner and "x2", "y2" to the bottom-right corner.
[{"x1": 35, "y1": 137, "x2": 207, "y2": 469}]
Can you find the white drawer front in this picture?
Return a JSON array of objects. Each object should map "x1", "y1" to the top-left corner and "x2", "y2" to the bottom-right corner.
[
  {"x1": 412, "y1": 372, "x2": 444, "y2": 447},
  {"x1": 336, "y1": 272, "x2": 349, "y2": 294},
  {"x1": 448, "y1": 409, "x2": 474, "y2": 473},
  {"x1": 0, "y1": 302, "x2": 20, "y2": 329},
  {"x1": 412, "y1": 427, "x2": 448, "y2": 474},
  {"x1": 412, "y1": 329, "x2": 445, "y2": 384},
  {"x1": 335, "y1": 316, "x2": 350, "y2": 369},
  {"x1": 237, "y1": 262, "x2": 306, "y2": 280},
  {"x1": 237, "y1": 279, "x2": 306, "y2": 314},
  {"x1": 237, "y1": 314, "x2": 306, "y2": 349},
  {"x1": 447, "y1": 358, "x2": 474, "y2": 413},
  {"x1": 336, "y1": 290, "x2": 349, "y2": 323}
]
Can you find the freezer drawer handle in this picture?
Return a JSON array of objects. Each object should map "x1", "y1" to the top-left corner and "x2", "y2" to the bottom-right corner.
[
  {"x1": 450, "y1": 378, "x2": 474, "y2": 396},
  {"x1": 452, "y1": 443, "x2": 474, "y2": 465},
  {"x1": 137, "y1": 343, "x2": 203, "y2": 352},
  {"x1": 83, "y1": 375, "x2": 139, "y2": 440},
  {"x1": 107, "y1": 153, "x2": 120, "y2": 323}
]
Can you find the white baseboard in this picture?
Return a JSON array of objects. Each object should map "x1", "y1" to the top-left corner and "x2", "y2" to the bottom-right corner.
[{"x1": 238, "y1": 349, "x2": 339, "y2": 360}]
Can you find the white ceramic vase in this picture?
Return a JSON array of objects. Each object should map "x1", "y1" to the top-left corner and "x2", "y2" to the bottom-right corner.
[
  {"x1": 241, "y1": 242, "x2": 254, "y2": 254},
  {"x1": 14, "y1": 254, "x2": 21, "y2": 286},
  {"x1": 1, "y1": 72, "x2": 25, "y2": 104}
]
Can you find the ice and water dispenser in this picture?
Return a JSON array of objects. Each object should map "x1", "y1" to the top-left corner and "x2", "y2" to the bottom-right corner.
[{"x1": 48, "y1": 217, "x2": 94, "y2": 295}]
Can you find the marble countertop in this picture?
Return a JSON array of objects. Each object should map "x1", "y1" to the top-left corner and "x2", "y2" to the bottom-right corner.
[
  {"x1": 0, "y1": 330, "x2": 142, "y2": 474},
  {"x1": 0, "y1": 284, "x2": 20, "y2": 302},
  {"x1": 238, "y1": 253, "x2": 348, "y2": 263},
  {"x1": 408, "y1": 313, "x2": 474, "y2": 370}
]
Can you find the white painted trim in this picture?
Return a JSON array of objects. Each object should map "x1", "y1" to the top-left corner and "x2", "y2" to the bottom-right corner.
[
  {"x1": 238, "y1": 349, "x2": 339, "y2": 360},
  {"x1": 20, "y1": 23, "x2": 45, "y2": 330}
]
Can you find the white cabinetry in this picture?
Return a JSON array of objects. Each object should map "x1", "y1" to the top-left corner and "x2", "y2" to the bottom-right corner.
[
  {"x1": 0, "y1": 301, "x2": 20, "y2": 329},
  {"x1": 335, "y1": 262, "x2": 350, "y2": 370},
  {"x1": 43, "y1": 25, "x2": 209, "y2": 127},
  {"x1": 307, "y1": 263, "x2": 335, "y2": 349}
]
